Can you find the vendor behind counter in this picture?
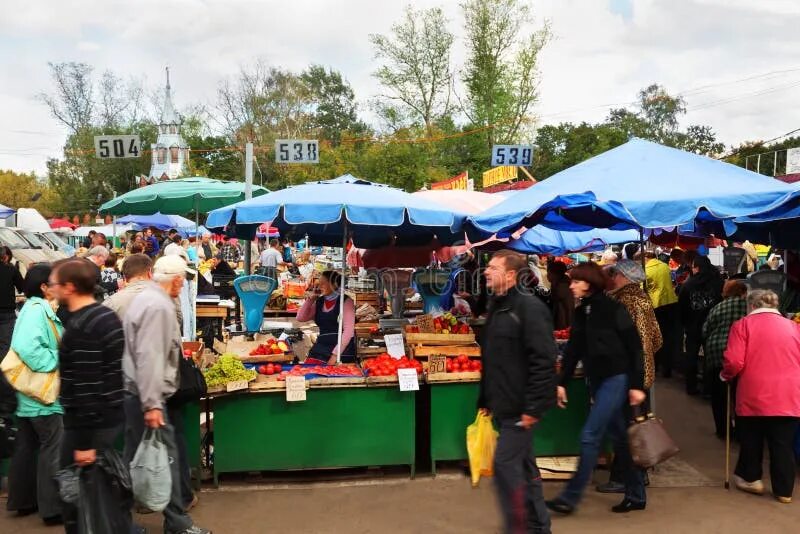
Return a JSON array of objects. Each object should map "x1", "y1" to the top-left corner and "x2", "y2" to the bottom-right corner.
[{"x1": 297, "y1": 270, "x2": 355, "y2": 364}]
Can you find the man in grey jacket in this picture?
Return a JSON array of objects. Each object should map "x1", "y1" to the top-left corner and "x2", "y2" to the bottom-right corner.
[
  {"x1": 121, "y1": 255, "x2": 210, "y2": 534},
  {"x1": 104, "y1": 253, "x2": 153, "y2": 317}
]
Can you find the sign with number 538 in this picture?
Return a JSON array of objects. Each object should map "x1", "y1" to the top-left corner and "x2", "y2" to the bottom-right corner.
[
  {"x1": 275, "y1": 139, "x2": 319, "y2": 164},
  {"x1": 491, "y1": 145, "x2": 533, "y2": 167},
  {"x1": 94, "y1": 135, "x2": 141, "y2": 159}
]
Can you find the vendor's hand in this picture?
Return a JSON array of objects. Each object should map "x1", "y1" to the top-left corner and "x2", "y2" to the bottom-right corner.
[
  {"x1": 144, "y1": 408, "x2": 165, "y2": 429},
  {"x1": 520, "y1": 414, "x2": 538, "y2": 429},
  {"x1": 556, "y1": 386, "x2": 568, "y2": 409},
  {"x1": 74, "y1": 449, "x2": 96, "y2": 467},
  {"x1": 629, "y1": 389, "x2": 647, "y2": 406},
  {"x1": 478, "y1": 408, "x2": 491, "y2": 417},
  {"x1": 327, "y1": 355, "x2": 338, "y2": 365}
]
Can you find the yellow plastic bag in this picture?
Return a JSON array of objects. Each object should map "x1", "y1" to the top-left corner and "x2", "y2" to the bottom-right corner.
[{"x1": 466, "y1": 412, "x2": 498, "y2": 487}]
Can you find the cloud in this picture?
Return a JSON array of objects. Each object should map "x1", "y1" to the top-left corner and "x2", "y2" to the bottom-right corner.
[{"x1": 0, "y1": 0, "x2": 798, "y2": 176}]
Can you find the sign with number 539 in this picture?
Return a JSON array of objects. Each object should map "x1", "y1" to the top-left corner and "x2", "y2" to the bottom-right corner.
[
  {"x1": 94, "y1": 135, "x2": 141, "y2": 159},
  {"x1": 275, "y1": 139, "x2": 319, "y2": 164},
  {"x1": 491, "y1": 145, "x2": 533, "y2": 167}
]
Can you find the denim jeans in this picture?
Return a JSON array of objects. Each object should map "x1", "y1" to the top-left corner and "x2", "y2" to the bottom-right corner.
[{"x1": 559, "y1": 373, "x2": 646, "y2": 507}]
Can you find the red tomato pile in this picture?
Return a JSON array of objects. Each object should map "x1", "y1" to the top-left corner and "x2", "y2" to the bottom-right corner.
[
  {"x1": 257, "y1": 363, "x2": 281, "y2": 375},
  {"x1": 445, "y1": 354, "x2": 482, "y2": 373},
  {"x1": 250, "y1": 338, "x2": 290, "y2": 356},
  {"x1": 362, "y1": 353, "x2": 423, "y2": 377},
  {"x1": 554, "y1": 327, "x2": 571, "y2": 340},
  {"x1": 273, "y1": 364, "x2": 364, "y2": 380}
]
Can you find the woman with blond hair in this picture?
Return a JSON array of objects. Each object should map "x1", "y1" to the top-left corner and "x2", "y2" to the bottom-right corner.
[{"x1": 722, "y1": 289, "x2": 800, "y2": 503}]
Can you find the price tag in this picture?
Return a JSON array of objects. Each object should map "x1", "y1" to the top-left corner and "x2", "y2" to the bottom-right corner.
[
  {"x1": 384, "y1": 334, "x2": 405, "y2": 359},
  {"x1": 226, "y1": 379, "x2": 249, "y2": 392},
  {"x1": 428, "y1": 355, "x2": 447, "y2": 375},
  {"x1": 285, "y1": 375, "x2": 307, "y2": 402},
  {"x1": 94, "y1": 135, "x2": 141, "y2": 159},
  {"x1": 491, "y1": 144, "x2": 533, "y2": 167},
  {"x1": 275, "y1": 139, "x2": 319, "y2": 164},
  {"x1": 416, "y1": 314, "x2": 435, "y2": 333},
  {"x1": 397, "y1": 368, "x2": 419, "y2": 392}
]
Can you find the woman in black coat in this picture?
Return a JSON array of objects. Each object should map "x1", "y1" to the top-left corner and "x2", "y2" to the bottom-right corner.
[
  {"x1": 546, "y1": 262, "x2": 647, "y2": 516},
  {"x1": 679, "y1": 255, "x2": 723, "y2": 395}
]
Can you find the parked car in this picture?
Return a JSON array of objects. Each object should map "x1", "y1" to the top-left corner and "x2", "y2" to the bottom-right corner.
[
  {"x1": 38, "y1": 231, "x2": 76, "y2": 257},
  {"x1": 14, "y1": 228, "x2": 66, "y2": 261},
  {"x1": 0, "y1": 227, "x2": 49, "y2": 275}
]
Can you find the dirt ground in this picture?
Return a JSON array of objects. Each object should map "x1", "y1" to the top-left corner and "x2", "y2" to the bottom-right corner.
[{"x1": 2, "y1": 377, "x2": 799, "y2": 534}]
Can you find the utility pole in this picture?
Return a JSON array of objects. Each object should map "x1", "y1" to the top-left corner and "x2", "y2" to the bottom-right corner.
[{"x1": 243, "y1": 142, "x2": 254, "y2": 274}]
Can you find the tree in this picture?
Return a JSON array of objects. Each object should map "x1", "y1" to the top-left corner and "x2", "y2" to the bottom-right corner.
[
  {"x1": 533, "y1": 122, "x2": 628, "y2": 179},
  {"x1": 301, "y1": 65, "x2": 370, "y2": 145},
  {"x1": 0, "y1": 170, "x2": 62, "y2": 216},
  {"x1": 370, "y1": 6, "x2": 454, "y2": 137},
  {"x1": 461, "y1": 0, "x2": 550, "y2": 148},
  {"x1": 606, "y1": 84, "x2": 724, "y2": 156}
]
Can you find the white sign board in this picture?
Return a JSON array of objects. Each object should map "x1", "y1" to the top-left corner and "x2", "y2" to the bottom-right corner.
[
  {"x1": 397, "y1": 368, "x2": 419, "y2": 392},
  {"x1": 226, "y1": 379, "x2": 249, "y2": 393},
  {"x1": 275, "y1": 139, "x2": 319, "y2": 164},
  {"x1": 491, "y1": 145, "x2": 533, "y2": 167},
  {"x1": 94, "y1": 135, "x2": 141, "y2": 159},
  {"x1": 384, "y1": 334, "x2": 405, "y2": 359},
  {"x1": 787, "y1": 147, "x2": 800, "y2": 175},
  {"x1": 285, "y1": 375, "x2": 307, "y2": 402}
]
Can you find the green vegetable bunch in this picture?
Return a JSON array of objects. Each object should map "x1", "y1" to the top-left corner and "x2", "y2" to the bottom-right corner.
[{"x1": 204, "y1": 354, "x2": 257, "y2": 387}]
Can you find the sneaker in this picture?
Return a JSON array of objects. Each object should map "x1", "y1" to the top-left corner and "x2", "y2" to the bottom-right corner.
[
  {"x1": 166, "y1": 526, "x2": 212, "y2": 534},
  {"x1": 733, "y1": 475, "x2": 765, "y2": 495},
  {"x1": 776, "y1": 496, "x2": 792, "y2": 504}
]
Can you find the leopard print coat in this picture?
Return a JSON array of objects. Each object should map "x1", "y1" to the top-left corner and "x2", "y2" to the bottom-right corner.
[{"x1": 608, "y1": 283, "x2": 663, "y2": 389}]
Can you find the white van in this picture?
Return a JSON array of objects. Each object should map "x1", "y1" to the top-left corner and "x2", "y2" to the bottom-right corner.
[
  {"x1": 0, "y1": 227, "x2": 49, "y2": 275},
  {"x1": 15, "y1": 228, "x2": 66, "y2": 261}
]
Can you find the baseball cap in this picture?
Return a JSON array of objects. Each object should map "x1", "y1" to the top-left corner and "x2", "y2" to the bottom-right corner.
[{"x1": 154, "y1": 255, "x2": 197, "y2": 276}]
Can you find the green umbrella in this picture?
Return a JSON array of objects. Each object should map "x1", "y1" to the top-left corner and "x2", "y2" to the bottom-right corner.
[{"x1": 99, "y1": 177, "x2": 269, "y2": 216}]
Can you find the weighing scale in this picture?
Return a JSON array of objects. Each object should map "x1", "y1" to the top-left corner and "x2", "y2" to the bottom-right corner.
[
  {"x1": 234, "y1": 275, "x2": 278, "y2": 333},
  {"x1": 412, "y1": 268, "x2": 462, "y2": 314},
  {"x1": 378, "y1": 269, "x2": 414, "y2": 331}
]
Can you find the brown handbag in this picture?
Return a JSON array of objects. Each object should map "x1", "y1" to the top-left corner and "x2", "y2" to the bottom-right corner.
[{"x1": 627, "y1": 409, "x2": 680, "y2": 468}]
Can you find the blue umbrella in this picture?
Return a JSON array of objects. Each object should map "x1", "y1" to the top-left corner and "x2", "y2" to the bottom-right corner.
[
  {"x1": 207, "y1": 175, "x2": 468, "y2": 248},
  {"x1": 117, "y1": 213, "x2": 197, "y2": 232},
  {"x1": 468, "y1": 138, "x2": 798, "y2": 240},
  {"x1": 0, "y1": 204, "x2": 15, "y2": 219},
  {"x1": 208, "y1": 174, "x2": 468, "y2": 361},
  {"x1": 506, "y1": 227, "x2": 641, "y2": 255}
]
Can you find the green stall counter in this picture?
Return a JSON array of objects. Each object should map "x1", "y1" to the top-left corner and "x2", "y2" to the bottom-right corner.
[
  {"x1": 211, "y1": 385, "x2": 416, "y2": 485},
  {"x1": 429, "y1": 377, "x2": 589, "y2": 473}
]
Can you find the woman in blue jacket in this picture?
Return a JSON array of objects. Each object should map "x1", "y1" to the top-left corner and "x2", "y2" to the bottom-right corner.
[{"x1": 6, "y1": 264, "x2": 65, "y2": 526}]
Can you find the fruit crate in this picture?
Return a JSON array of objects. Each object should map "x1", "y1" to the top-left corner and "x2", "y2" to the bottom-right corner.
[
  {"x1": 411, "y1": 344, "x2": 481, "y2": 359},
  {"x1": 426, "y1": 370, "x2": 481, "y2": 383},
  {"x1": 405, "y1": 332, "x2": 476, "y2": 345}
]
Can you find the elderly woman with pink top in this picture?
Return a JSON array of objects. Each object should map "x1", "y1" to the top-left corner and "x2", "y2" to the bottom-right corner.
[
  {"x1": 296, "y1": 270, "x2": 356, "y2": 364},
  {"x1": 722, "y1": 289, "x2": 800, "y2": 504}
]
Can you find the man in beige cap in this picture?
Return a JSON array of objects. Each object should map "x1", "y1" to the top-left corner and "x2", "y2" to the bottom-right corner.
[{"x1": 121, "y1": 255, "x2": 209, "y2": 534}]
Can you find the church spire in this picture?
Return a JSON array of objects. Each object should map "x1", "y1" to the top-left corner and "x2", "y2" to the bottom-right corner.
[{"x1": 160, "y1": 66, "x2": 179, "y2": 126}]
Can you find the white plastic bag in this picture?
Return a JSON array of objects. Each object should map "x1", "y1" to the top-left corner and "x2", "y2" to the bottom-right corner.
[{"x1": 130, "y1": 428, "x2": 172, "y2": 512}]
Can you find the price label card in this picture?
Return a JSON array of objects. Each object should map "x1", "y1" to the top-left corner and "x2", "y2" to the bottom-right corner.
[
  {"x1": 226, "y1": 379, "x2": 249, "y2": 393},
  {"x1": 491, "y1": 144, "x2": 533, "y2": 167},
  {"x1": 94, "y1": 135, "x2": 141, "y2": 159},
  {"x1": 428, "y1": 355, "x2": 447, "y2": 375},
  {"x1": 285, "y1": 375, "x2": 307, "y2": 402},
  {"x1": 416, "y1": 314, "x2": 435, "y2": 333},
  {"x1": 384, "y1": 334, "x2": 405, "y2": 359},
  {"x1": 397, "y1": 368, "x2": 419, "y2": 392},
  {"x1": 275, "y1": 139, "x2": 319, "y2": 164}
]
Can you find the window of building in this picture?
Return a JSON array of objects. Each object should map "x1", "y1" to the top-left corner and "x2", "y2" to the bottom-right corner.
[
  {"x1": 158, "y1": 147, "x2": 166, "y2": 164},
  {"x1": 169, "y1": 125, "x2": 177, "y2": 134},
  {"x1": 170, "y1": 146, "x2": 179, "y2": 163}
]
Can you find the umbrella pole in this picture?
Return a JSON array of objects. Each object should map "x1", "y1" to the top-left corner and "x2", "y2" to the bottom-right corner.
[{"x1": 336, "y1": 220, "x2": 347, "y2": 365}]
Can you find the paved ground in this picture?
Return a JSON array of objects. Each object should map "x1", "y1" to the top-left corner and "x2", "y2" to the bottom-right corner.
[{"x1": 3, "y1": 377, "x2": 799, "y2": 533}]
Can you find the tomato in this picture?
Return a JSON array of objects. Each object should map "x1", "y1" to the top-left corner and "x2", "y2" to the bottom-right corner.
[
  {"x1": 457, "y1": 354, "x2": 469, "y2": 365},
  {"x1": 446, "y1": 360, "x2": 453, "y2": 372},
  {"x1": 265, "y1": 364, "x2": 275, "y2": 375}
]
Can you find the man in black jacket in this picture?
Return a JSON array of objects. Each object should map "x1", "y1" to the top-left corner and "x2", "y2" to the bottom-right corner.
[{"x1": 478, "y1": 250, "x2": 557, "y2": 534}]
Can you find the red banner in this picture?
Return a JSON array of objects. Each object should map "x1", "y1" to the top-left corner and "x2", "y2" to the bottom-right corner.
[{"x1": 430, "y1": 172, "x2": 468, "y2": 191}]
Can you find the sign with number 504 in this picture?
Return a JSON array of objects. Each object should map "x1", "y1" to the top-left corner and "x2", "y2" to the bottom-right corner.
[
  {"x1": 491, "y1": 145, "x2": 533, "y2": 167},
  {"x1": 275, "y1": 139, "x2": 319, "y2": 164},
  {"x1": 94, "y1": 135, "x2": 141, "y2": 159}
]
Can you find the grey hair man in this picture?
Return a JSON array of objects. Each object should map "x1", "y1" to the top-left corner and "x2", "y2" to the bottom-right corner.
[
  {"x1": 121, "y1": 255, "x2": 210, "y2": 534},
  {"x1": 84, "y1": 246, "x2": 109, "y2": 268}
]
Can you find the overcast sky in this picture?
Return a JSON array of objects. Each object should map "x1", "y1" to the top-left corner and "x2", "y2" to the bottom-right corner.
[{"x1": 2, "y1": 0, "x2": 799, "y2": 176}]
